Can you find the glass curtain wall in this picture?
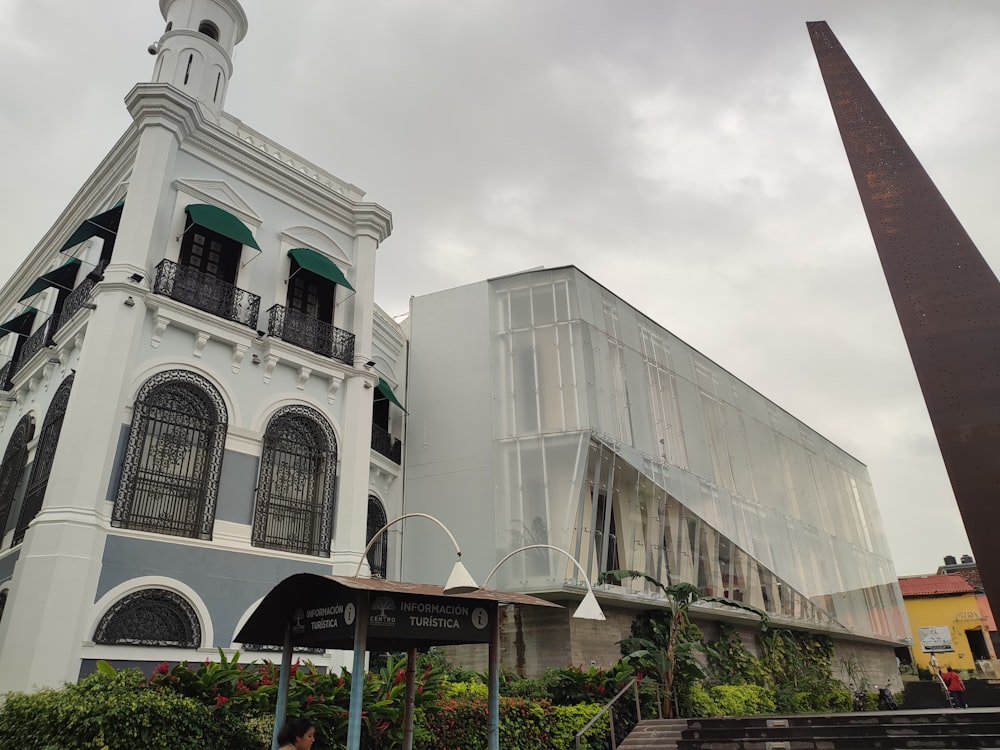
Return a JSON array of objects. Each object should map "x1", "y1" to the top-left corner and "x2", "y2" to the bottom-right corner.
[{"x1": 488, "y1": 267, "x2": 907, "y2": 641}]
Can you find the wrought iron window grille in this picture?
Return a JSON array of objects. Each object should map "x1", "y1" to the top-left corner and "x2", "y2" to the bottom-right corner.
[
  {"x1": 93, "y1": 588, "x2": 201, "y2": 647},
  {"x1": 366, "y1": 495, "x2": 388, "y2": 579},
  {"x1": 12, "y1": 374, "x2": 74, "y2": 546},
  {"x1": 252, "y1": 405, "x2": 337, "y2": 557},
  {"x1": 0, "y1": 415, "x2": 34, "y2": 541},
  {"x1": 112, "y1": 370, "x2": 228, "y2": 540},
  {"x1": 239, "y1": 643, "x2": 325, "y2": 655}
]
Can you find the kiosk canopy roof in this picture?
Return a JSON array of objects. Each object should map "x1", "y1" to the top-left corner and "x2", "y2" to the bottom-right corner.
[{"x1": 236, "y1": 574, "x2": 561, "y2": 651}]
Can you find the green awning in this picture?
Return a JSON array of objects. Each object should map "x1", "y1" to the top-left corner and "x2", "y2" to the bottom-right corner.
[
  {"x1": 186, "y1": 204, "x2": 260, "y2": 251},
  {"x1": 59, "y1": 203, "x2": 124, "y2": 253},
  {"x1": 288, "y1": 248, "x2": 354, "y2": 291},
  {"x1": 0, "y1": 309, "x2": 37, "y2": 340},
  {"x1": 375, "y1": 378, "x2": 406, "y2": 412},
  {"x1": 19, "y1": 259, "x2": 82, "y2": 302}
]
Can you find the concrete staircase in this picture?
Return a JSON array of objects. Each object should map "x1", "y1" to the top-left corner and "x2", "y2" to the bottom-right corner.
[
  {"x1": 673, "y1": 709, "x2": 1000, "y2": 749},
  {"x1": 618, "y1": 719, "x2": 689, "y2": 749},
  {"x1": 902, "y1": 679, "x2": 953, "y2": 709}
]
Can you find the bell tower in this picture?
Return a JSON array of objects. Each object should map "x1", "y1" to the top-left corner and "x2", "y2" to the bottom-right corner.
[{"x1": 149, "y1": 0, "x2": 248, "y2": 116}]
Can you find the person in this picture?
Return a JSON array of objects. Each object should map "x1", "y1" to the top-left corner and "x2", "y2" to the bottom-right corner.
[
  {"x1": 929, "y1": 653, "x2": 939, "y2": 676},
  {"x1": 941, "y1": 666, "x2": 967, "y2": 709},
  {"x1": 277, "y1": 718, "x2": 316, "y2": 750}
]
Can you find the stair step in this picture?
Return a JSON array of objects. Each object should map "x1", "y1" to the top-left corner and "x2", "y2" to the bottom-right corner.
[{"x1": 623, "y1": 711, "x2": 1000, "y2": 750}]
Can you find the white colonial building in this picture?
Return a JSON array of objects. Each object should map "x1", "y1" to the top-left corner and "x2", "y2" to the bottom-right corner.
[{"x1": 0, "y1": 0, "x2": 407, "y2": 692}]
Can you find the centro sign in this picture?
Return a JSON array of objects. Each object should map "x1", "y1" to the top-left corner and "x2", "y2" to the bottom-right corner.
[{"x1": 370, "y1": 594, "x2": 492, "y2": 643}]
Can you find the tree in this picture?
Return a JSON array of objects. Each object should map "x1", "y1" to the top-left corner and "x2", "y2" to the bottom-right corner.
[{"x1": 598, "y1": 569, "x2": 767, "y2": 718}]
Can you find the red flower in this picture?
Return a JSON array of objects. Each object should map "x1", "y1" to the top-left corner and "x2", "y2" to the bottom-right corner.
[
  {"x1": 215, "y1": 694, "x2": 228, "y2": 706},
  {"x1": 306, "y1": 694, "x2": 314, "y2": 707},
  {"x1": 153, "y1": 661, "x2": 169, "y2": 675}
]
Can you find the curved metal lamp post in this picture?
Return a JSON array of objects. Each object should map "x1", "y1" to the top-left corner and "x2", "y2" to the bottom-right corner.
[
  {"x1": 345, "y1": 512, "x2": 478, "y2": 750},
  {"x1": 481, "y1": 544, "x2": 606, "y2": 750},
  {"x1": 353, "y1": 511, "x2": 479, "y2": 594}
]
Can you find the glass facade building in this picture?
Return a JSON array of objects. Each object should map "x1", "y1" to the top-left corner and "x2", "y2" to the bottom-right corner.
[{"x1": 405, "y1": 266, "x2": 907, "y2": 642}]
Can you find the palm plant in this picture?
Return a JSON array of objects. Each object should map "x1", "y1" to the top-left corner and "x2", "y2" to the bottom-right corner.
[{"x1": 599, "y1": 569, "x2": 767, "y2": 718}]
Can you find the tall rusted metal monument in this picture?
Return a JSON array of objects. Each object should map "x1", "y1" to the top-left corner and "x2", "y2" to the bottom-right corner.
[{"x1": 808, "y1": 21, "x2": 1000, "y2": 612}]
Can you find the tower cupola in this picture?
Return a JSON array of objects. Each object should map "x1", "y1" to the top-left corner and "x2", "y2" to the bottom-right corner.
[{"x1": 150, "y1": 0, "x2": 248, "y2": 116}]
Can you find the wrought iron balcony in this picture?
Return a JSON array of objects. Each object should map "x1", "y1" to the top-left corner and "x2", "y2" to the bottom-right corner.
[
  {"x1": 266, "y1": 304, "x2": 355, "y2": 366},
  {"x1": 153, "y1": 259, "x2": 260, "y2": 329},
  {"x1": 371, "y1": 423, "x2": 402, "y2": 464},
  {"x1": 0, "y1": 361, "x2": 12, "y2": 392},
  {"x1": 12, "y1": 316, "x2": 57, "y2": 377},
  {"x1": 57, "y1": 277, "x2": 96, "y2": 331}
]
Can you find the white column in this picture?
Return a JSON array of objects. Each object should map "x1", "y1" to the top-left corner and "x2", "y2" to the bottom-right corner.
[
  {"x1": 329, "y1": 230, "x2": 379, "y2": 572},
  {"x1": 0, "y1": 284, "x2": 149, "y2": 690},
  {"x1": 0, "y1": 93, "x2": 195, "y2": 692}
]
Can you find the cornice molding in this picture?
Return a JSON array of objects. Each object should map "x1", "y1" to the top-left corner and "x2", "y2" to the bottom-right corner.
[
  {"x1": 186, "y1": 127, "x2": 392, "y2": 242},
  {"x1": 125, "y1": 83, "x2": 206, "y2": 142},
  {"x1": 353, "y1": 205, "x2": 393, "y2": 244}
]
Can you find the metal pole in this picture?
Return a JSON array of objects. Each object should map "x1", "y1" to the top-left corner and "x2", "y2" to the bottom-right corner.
[
  {"x1": 402, "y1": 647, "x2": 417, "y2": 750},
  {"x1": 346, "y1": 593, "x2": 370, "y2": 750},
  {"x1": 488, "y1": 604, "x2": 501, "y2": 750},
  {"x1": 633, "y1": 679, "x2": 641, "y2": 722},
  {"x1": 271, "y1": 621, "x2": 293, "y2": 750}
]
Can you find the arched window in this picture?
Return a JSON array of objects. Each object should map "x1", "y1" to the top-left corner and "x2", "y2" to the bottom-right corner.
[
  {"x1": 366, "y1": 494, "x2": 388, "y2": 579},
  {"x1": 0, "y1": 415, "x2": 34, "y2": 540},
  {"x1": 13, "y1": 375, "x2": 74, "y2": 545},
  {"x1": 252, "y1": 405, "x2": 337, "y2": 557},
  {"x1": 112, "y1": 371, "x2": 227, "y2": 540},
  {"x1": 93, "y1": 588, "x2": 201, "y2": 647},
  {"x1": 198, "y1": 21, "x2": 219, "y2": 41}
]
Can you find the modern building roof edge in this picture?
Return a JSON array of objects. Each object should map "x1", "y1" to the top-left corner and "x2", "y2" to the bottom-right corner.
[{"x1": 432, "y1": 264, "x2": 869, "y2": 468}]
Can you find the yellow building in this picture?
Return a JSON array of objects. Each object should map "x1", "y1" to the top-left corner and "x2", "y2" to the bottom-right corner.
[{"x1": 899, "y1": 573, "x2": 995, "y2": 673}]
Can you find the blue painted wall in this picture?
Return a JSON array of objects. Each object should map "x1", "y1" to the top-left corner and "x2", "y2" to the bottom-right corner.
[{"x1": 97, "y1": 535, "x2": 330, "y2": 647}]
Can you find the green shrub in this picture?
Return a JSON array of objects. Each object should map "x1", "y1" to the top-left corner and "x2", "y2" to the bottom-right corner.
[
  {"x1": 0, "y1": 670, "x2": 255, "y2": 750},
  {"x1": 711, "y1": 684, "x2": 775, "y2": 716},
  {"x1": 417, "y1": 695, "x2": 612, "y2": 750},
  {"x1": 548, "y1": 703, "x2": 609, "y2": 750},
  {"x1": 445, "y1": 680, "x2": 489, "y2": 699},
  {"x1": 687, "y1": 683, "x2": 720, "y2": 717},
  {"x1": 501, "y1": 669, "x2": 552, "y2": 701},
  {"x1": 687, "y1": 682, "x2": 775, "y2": 717}
]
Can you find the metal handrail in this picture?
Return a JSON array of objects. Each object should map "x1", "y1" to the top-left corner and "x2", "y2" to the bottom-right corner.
[{"x1": 574, "y1": 676, "x2": 661, "y2": 750}]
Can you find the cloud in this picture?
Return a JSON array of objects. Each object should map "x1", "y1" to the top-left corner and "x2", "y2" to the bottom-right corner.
[{"x1": 2, "y1": 0, "x2": 998, "y2": 577}]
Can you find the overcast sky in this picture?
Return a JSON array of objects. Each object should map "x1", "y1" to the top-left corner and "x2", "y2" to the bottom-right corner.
[{"x1": 2, "y1": 1, "x2": 998, "y2": 576}]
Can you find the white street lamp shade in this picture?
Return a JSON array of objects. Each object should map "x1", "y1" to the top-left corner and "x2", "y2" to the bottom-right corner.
[
  {"x1": 572, "y1": 589, "x2": 606, "y2": 620},
  {"x1": 442, "y1": 560, "x2": 479, "y2": 595}
]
